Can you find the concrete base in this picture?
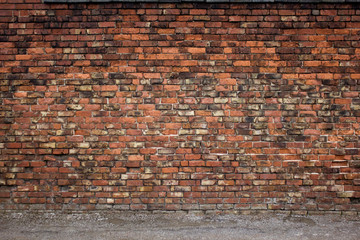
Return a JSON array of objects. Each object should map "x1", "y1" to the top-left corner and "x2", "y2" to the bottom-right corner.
[{"x1": 1, "y1": 211, "x2": 359, "y2": 240}]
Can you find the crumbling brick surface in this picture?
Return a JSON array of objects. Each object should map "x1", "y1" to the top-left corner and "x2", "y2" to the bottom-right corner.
[{"x1": 0, "y1": 0, "x2": 359, "y2": 213}]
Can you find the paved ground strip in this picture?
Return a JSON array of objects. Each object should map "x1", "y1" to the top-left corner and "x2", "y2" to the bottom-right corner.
[{"x1": 0, "y1": 211, "x2": 359, "y2": 240}]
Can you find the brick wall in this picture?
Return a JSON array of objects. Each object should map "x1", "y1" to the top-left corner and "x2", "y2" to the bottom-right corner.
[{"x1": 0, "y1": 0, "x2": 360, "y2": 213}]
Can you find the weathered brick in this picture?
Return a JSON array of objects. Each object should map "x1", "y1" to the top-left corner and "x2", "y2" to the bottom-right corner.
[{"x1": 0, "y1": 1, "x2": 359, "y2": 213}]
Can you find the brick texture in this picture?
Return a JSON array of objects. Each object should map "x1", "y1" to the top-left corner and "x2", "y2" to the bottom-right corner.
[{"x1": 0, "y1": 1, "x2": 360, "y2": 213}]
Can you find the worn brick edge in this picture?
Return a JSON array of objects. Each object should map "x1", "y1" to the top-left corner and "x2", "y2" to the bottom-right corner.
[
  {"x1": 0, "y1": 209, "x2": 359, "y2": 216},
  {"x1": 43, "y1": 0, "x2": 360, "y2": 3}
]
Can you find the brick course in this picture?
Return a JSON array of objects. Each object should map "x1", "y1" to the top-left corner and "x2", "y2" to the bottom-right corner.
[{"x1": 0, "y1": 0, "x2": 360, "y2": 213}]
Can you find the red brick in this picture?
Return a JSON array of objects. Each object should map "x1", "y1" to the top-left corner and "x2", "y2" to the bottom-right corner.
[
  {"x1": 128, "y1": 155, "x2": 144, "y2": 161},
  {"x1": 101, "y1": 85, "x2": 118, "y2": 91},
  {"x1": 233, "y1": 61, "x2": 251, "y2": 66},
  {"x1": 304, "y1": 129, "x2": 321, "y2": 135},
  {"x1": 162, "y1": 167, "x2": 178, "y2": 173},
  {"x1": 93, "y1": 180, "x2": 108, "y2": 186},
  {"x1": 189, "y1": 9, "x2": 206, "y2": 15},
  {"x1": 187, "y1": 48, "x2": 205, "y2": 54},
  {"x1": 0, "y1": 2, "x2": 358, "y2": 213}
]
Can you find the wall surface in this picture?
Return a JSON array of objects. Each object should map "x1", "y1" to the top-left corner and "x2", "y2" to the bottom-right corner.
[{"x1": 0, "y1": 0, "x2": 360, "y2": 213}]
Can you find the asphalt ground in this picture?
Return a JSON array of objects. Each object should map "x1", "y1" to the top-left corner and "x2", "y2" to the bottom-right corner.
[{"x1": 0, "y1": 211, "x2": 359, "y2": 240}]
